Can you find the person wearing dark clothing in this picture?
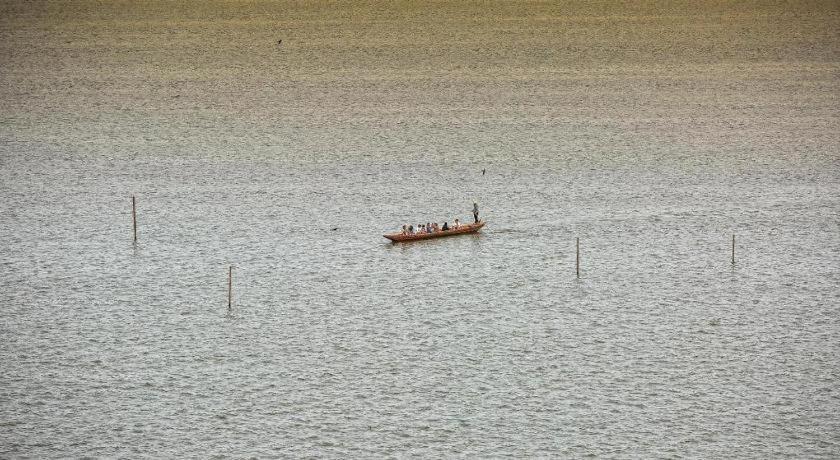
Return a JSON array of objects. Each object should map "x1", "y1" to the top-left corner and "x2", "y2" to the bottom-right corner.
[
  {"x1": 473, "y1": 202, "x2": 480, "y2": 223},
  {"x1": 442, "y1": 222, "x2": 449, "y2": 231}
]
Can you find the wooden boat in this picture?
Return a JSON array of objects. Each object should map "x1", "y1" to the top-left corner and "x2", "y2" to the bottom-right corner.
[{"x1": 384, "y1": 221, "x2": 485, "y2": 242}]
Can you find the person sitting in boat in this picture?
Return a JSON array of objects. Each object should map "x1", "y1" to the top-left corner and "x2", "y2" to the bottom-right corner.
[
  {"x1": 402, "y1": 224, "x2": 408, "y2": 235},
  {"x1": 426, "y1": 222, "x2": 432, "y2": 233},
  {"x1": 408, "y1": 224, "x2": 414, "y2": 234},
  {"x1": 442, "y1": 222, "x2": 449, "y2": 231}
]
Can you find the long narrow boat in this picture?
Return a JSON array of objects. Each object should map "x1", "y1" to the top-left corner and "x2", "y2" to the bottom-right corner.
[{"x1": 384, "y1": 221, "x2": 485, "y2": 242}]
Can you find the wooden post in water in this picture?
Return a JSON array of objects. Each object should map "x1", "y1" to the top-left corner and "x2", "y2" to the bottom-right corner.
[
  {"x1": 228, "y1": 266, "x2": 232, "y2": 309},
  {"x1": 576, "y1": 237, "x2": 580, "y2": 278},
  {"x1": 731, "y1": 234, "x2": 735, "y2": 265},
  {"x1": 131, "y1": 195, "x2": 137, "y2": 243}
]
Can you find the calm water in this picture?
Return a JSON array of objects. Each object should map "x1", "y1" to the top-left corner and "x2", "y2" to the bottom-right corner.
[{"x1": 1, "y1": 1, "x2": 839, "y2": 457}]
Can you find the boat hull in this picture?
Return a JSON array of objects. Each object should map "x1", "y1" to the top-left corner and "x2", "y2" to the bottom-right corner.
[{"x1": 384, "y1": 221, "x2": 485, "y2": 242}]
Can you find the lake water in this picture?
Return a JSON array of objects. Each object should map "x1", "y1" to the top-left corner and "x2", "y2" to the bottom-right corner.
[{"x1": 1, "y1": 1, "x2": 839, "y2": 457}]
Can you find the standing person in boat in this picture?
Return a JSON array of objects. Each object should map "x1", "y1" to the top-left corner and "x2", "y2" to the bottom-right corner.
[
  {"x1": 454, "y1": 218, "x2": 460, "y2": 229},
  {"x1": 473, "y1": 202, "x2": 480, "y2": 223}
]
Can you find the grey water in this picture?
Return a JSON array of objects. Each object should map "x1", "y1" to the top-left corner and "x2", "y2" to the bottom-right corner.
[{"x1": 1, "y1": 1, "x2": 839, "y2": 457}]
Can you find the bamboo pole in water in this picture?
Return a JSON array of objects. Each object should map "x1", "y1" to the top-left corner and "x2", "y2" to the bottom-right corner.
[
  {"x1": 732, "y1": 234, "x2": 735, "y2": 265},
  {"x1": 132, "y1": 195, "x2": 137, "y2": 243},
  {"x1": 576, "y1": 237, "x2": 580, "y2": 278},
  {"x1": 228, "y1": 266, "x2": 232, "y2": 309}
]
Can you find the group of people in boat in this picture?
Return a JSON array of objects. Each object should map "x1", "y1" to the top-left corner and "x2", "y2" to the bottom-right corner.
[
  {"x1": 397, "y1": 203, "x2": 481, "y2": 236},
  {"x1": 401, "y1": 219, "x2": 464, "y2": 235}
]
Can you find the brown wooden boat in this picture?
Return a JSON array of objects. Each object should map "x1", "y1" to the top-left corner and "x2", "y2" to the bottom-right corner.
[{"x1": 384, "y1": 221, "x2": 485, "y2": 242}]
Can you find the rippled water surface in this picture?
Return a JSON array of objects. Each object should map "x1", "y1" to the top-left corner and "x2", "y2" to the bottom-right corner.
[{"x1": 1, "y1": 1, "x2": 839, "y2": 457}]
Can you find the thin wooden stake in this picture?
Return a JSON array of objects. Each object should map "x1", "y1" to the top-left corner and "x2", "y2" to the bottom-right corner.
[
  {"x1": 731, "y1": 234, "x2": 735, "y2": 265},
  {"x1": 132, "y1": 195, "x2": 137, "y2": 243},
  {"x1": 228, "y1": 266, "x2": 232, "y2": 309},
  {"x1": 576, "y1": 237, "x2": 580, "y2": 278}
]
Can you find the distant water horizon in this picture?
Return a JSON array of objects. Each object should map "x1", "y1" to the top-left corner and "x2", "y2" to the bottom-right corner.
[{"x1": 1, "y1": 1, "x2": 839, "y2": 457}]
